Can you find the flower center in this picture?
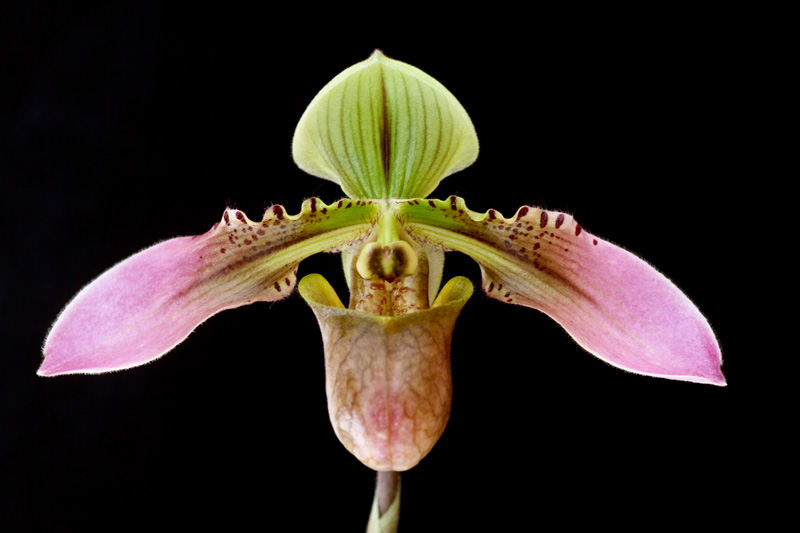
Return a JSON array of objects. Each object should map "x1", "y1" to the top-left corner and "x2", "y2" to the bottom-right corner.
[
  {"x1": 355, "y1": 241, "x2": 418, "y2": 281},
  {"x1": 350, "y1": 239, "x2": 428, "y2": 317}
]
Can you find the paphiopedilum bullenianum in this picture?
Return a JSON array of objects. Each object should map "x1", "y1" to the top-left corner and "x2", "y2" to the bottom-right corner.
[{"x1": 41, "y1": 51, "x2": 724, "y2": 479}]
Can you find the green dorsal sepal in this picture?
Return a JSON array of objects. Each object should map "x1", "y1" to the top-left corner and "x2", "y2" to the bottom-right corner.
[{"x1": 292, "y1": 50, "x2": 479, "y2": 199}]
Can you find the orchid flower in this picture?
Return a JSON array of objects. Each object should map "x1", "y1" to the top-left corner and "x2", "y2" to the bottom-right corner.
[{"x1": 40, "y1": 51, "x2": 724, "y2": 529}]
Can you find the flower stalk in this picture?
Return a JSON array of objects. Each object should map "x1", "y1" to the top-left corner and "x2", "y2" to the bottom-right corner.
[{"x1": 366, "y1": 471, "x2": 401, "y2": 533}]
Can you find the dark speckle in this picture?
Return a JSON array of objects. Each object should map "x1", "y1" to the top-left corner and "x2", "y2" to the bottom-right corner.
[
  {"x1": 236, "y1": 211, "x2": 245, "y2": 222},
  {"x1": 450, "y1": 196, "x2": 457, "y2": 210},
  {"x1": 310, "y1": 197, "x2": 317, "y2": 212},
  {"x1": 575, "y1": 224, "x2": 582, "y2": 236},
  {"x1": 274, "y1": 282, "x2": 281, "y2": 292},
  {"x1": 593, "y1": 239, "x2": 598, "y2": 246},
  {"x1": 540, "y1": 211, "x2": 548, "y2": 228},
  {"x1": 555, "y1": 213, "x2": 565, "y2": 229},
  {"x1": 272, "y1": 205, "x2": 285, "y2": 220},
  {"x1": 224, "y1": 211, "x2": 231, "y2": 226},
  {"x1": 428, "y1": 200, "x2": 436, "y2": 207},
  {"x1": 517, "y1": 206, "x2": 529, "y2": 219}
]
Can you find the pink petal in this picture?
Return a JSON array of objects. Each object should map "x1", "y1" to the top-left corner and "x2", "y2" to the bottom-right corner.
[
  {"x1": 41, "y1": 200, "x2": 377, "y2": 376},
  {"x1": 401, "y1": 197, "x2": 725, "y2": 386}
]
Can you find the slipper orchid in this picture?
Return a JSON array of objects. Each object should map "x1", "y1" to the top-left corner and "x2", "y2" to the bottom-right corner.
[{"x1": 41, "y1": 49, "x2": 724, "y2": 490}]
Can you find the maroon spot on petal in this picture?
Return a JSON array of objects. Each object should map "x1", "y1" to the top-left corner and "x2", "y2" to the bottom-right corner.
[
  {"x1": 533, "y1": 242, "x2": 540, "y2": 250},
  {"x1": 220, "y1": 248, "x2": 226, "y2": 253},
  {"x1": 504, "y1": 291, "x2": 511, "y2": 298},
  {"x1": 540, "y1": 211, "x2": 548, "y2": 228},
  {"x1": 488, "y1": 209, "x2": 496, "y2": 220},
  {"x1": 272, "y1": 205, "x2": 285, "y2": 220},
  {"x1": 593, "y1": 239, "x2": 598, "y2": 246},
  {"x1": 450, "y1": 196, "x2": 458, "y2": 210},
  {"x1": 428, "y1": 200, "x2": 436, "y2": 207},
  {"x1": 487, "y1": 282, "x2": 494, "y2": 292},
  {"x1": 337, "y1": 200, "x2": 343, "y2": 208},
  {"x1": 274, "y1": 282, "x2": 281, "y2": 292},
  {"x1": 243, "y1": 239, "x2": 252, "y2": 245},
  {"x1": 236, "y1": 211, "x2": 245, "y2": 222},
  {"x1": 345, "y1": 202, "x2": 352, "y2": 208},
  {"x1": 223, "y1": 211, "x2": 231, "y2": 225},
  {"x1": 285, "y1": 277, "x2": 291, "y2": 286},
  {"x1": 555, "y1": 214, "x2": 565, "y2": 228},
  {"x1": 517, "y1": 206, "x2": 529, "y2": 219},
  {"x1": 310, "y1": 197, "x2": 317, "y2": 212},
  {"x1": 257, "y1": 229, "x2": 265, "y2": 235},
  {"x1": 575, "y1": 224, "x2": 582, "y2": 236},
  {"x1": 321, "y1": 207, "x2": 328, "y2": 214}
]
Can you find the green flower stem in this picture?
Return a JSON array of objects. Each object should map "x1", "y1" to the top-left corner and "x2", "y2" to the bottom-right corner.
[{"x1": 367, "y1": 471, "x2": 401, "y2": 533}]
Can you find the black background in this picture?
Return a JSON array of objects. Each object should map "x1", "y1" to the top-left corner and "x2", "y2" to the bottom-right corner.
[{"x1": 1, "y1": 3, "x2": 775, "y2": 531}]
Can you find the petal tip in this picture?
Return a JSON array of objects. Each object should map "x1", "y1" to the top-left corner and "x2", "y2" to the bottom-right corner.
[{"x1": 36, "y1": 363, "x2": 54, "y2": 377}]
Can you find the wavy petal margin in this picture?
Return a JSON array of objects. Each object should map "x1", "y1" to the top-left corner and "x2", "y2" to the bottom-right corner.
[
  {"x1": 398, "y1": 197, "x2": 725, "y2": 385},
  {"x1": 40, "y1": 199, "x2": 378, "y2": 376}
]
